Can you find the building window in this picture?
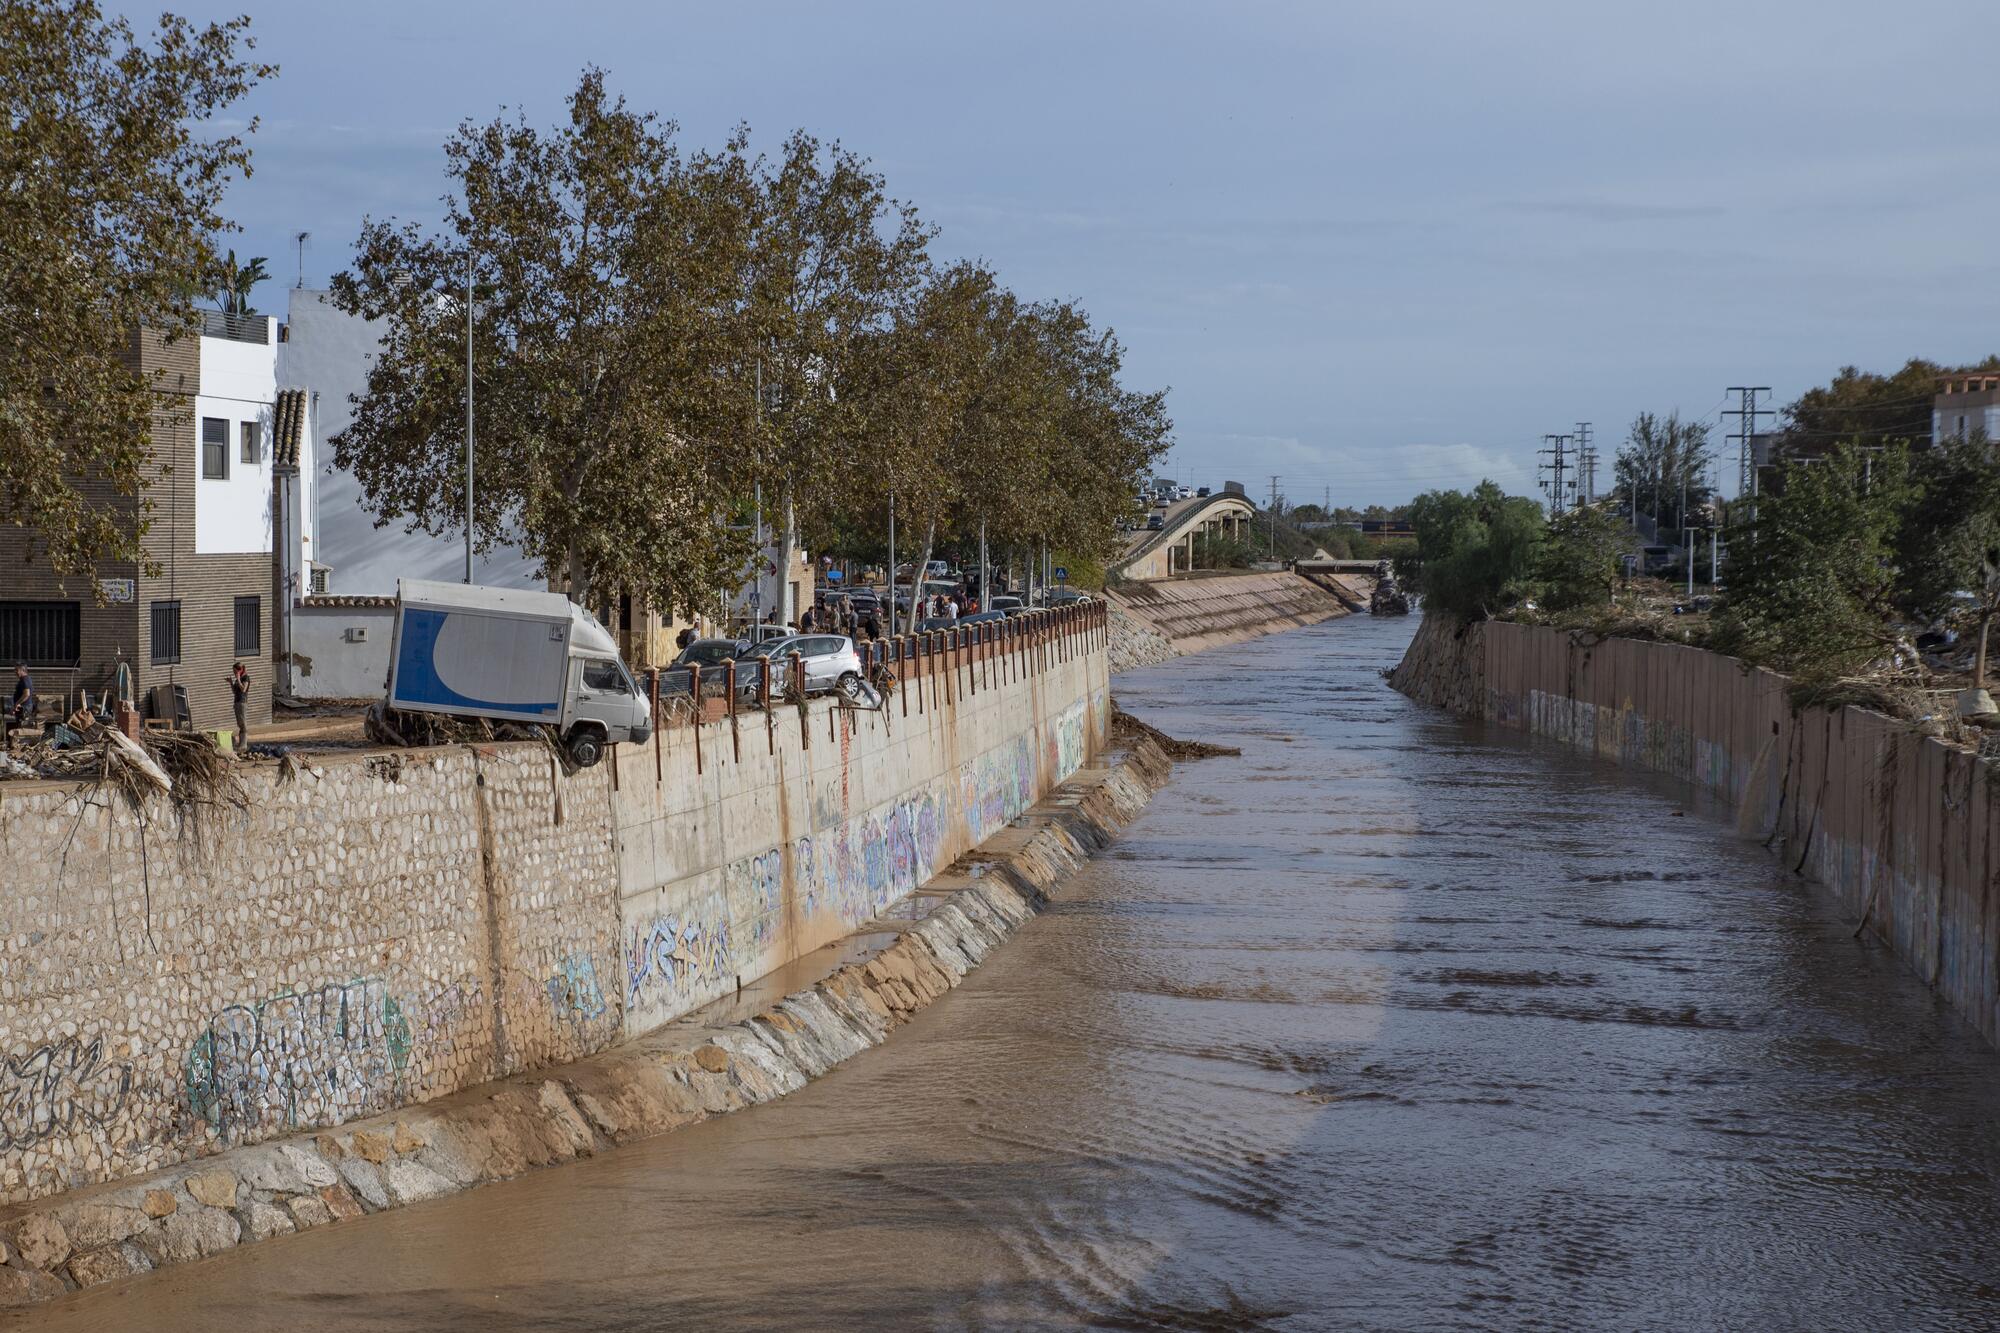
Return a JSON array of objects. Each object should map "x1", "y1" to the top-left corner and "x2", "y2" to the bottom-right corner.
[
  {"x1": 233, "y1": 595, "x2": 261, "y2": 656},
  {"x1": 201, "y1": 417, "x2": 229, "y2": 479},
  {"x1": 240, "y1": 420, "x2": 262, "y2": 465},
  {"x1": 0, "y1": 601, "x2": 81, "y2": 666},
  {"x1": 309, "y1": 567, "x2": 330, "y2": 595},
  {"x1": 150, "y1": 600, "x2": 182, "y2": 665}
]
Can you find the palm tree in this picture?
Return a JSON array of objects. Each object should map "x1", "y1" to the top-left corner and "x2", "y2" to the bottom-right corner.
[{"x1": 209, "y1": 249, "x2": 269, "y2": 316}]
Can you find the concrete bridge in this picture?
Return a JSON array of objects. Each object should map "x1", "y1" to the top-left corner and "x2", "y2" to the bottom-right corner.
[{"x1": 1113, "y1": 491, "x2": 1261, "y2": 581}]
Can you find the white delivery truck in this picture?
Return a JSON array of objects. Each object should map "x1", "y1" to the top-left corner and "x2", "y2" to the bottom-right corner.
[{"x1": 385, "y1": 579, "x2": 651, "y2": 767}]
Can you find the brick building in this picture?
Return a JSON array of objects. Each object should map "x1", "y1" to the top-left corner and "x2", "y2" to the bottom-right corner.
[{"x1": 0, "y1": 313, "x2": 282, "y2": 733}]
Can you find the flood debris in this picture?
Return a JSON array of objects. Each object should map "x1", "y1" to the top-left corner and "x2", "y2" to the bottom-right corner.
[{"x1": 1110, "y1": 703, "x2": 1241, "y2": 758}]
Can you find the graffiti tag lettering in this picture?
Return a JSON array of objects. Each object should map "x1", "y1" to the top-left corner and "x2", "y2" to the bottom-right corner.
[
  {"x1": 184, "y1": 979, "x2": 413, "y2": 1140},
  {"x1": 0, "y1": 1037, "x2": 133, "y2": 1153}
]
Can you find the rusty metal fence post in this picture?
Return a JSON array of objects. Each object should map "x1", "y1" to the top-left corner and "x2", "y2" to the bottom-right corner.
[
  {"x1": 689, "y1": 662, "x2": 703, "y2": 774},
  {"x1": 792, "y1": 650, "x2": 809, "y2": 749},
  {"x1": 725, "y1": 660, "x2": 740, "y2": 763},
  {"x1": 762, "y1": 657, "x2": 774, "y2": 754}
]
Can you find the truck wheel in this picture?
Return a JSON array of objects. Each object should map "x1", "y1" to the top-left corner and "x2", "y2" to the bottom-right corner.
[{"x1": 566, "y1": 728, "x2": 605, "y2": 768}]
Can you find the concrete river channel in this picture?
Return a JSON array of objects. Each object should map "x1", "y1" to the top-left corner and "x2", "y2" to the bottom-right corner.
[{"x1": 19, "y1": 615, "x2": 2000, "y2": 1331}]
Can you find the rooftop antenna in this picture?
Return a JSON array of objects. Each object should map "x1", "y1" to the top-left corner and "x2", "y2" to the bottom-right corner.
[{"x1": 294, "y1": 232, "x2": 310, "y2": 289}]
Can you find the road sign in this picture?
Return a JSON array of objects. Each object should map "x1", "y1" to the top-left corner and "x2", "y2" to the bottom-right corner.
[{"x1": 1053, "y1": 566, "x2": 1068, "y2": 582}]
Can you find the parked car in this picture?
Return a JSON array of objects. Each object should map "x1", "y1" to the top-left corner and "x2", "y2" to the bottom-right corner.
[
  {"x1": 988, "y1": 595, "x2": 1025, "y2": 615},
  {"x1": 736, "y1": 634, "x2": 864, "y2": 699},
  {"x1": 658, "y1": 636, "x2": 748, "y2": 698},
  {"x1": 918, "y1": 616, "x2": 957, "y2": 632},
  {"x1": 1047, "y1": 588, "x2": 1092, "y2": 607},
  {"x1": 846, "y1": 589, "x2": 880, "y2": 615},
  {"x1": 1153, "y1": 496, "x2": 1170, "y2": 510}
]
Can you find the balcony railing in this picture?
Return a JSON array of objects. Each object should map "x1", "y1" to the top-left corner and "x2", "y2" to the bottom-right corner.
[{"x1": 201, "y1": 309, "x2": 270, "y2": 344}]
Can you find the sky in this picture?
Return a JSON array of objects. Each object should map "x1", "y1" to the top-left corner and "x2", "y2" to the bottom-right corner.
[{"x1": 172, "y1": 0, "x2": 2000, "y2": 509}]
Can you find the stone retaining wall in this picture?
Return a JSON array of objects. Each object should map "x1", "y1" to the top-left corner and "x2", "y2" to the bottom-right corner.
[
  {"x1": 0, "y1": 607, "x2": 1110, "y2": 1214},
  {"x1": 1392, "y1": 613, "x2": 2000, "y2": 1046},
  {"x1": 0, "y1": 739, "x2": 1167, "y2": 1307}
]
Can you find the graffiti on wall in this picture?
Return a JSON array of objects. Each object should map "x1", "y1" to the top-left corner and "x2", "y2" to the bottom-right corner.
[
  {"x1": 184, "y1": 979, "x2": 412, "y2": 1140},
  {"x1": 625, "y1": 908, "x2": 733, "y2": 1009},
  {"x1": 0, "y1": 1037, "x2": 133, "y2": 1153},
  {"x1": 416, "y1": 976, "x2": 480, "y2": 1049},
  {"x1": 728, "y1": 851, "x2": 783, "y2": 957},
  {"x1": 545, "y1": 952, "x2": 608, "y2": 1025}
]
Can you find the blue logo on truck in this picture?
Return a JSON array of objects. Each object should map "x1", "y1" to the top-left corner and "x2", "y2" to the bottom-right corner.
[{"x1": 394, "y1": 608, "x2": 561, "y2": 715}]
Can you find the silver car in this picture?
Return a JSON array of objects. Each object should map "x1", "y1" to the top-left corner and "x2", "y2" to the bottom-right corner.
[{"x1": 737, "y1": 634, "x2": 865, "y2": 700}]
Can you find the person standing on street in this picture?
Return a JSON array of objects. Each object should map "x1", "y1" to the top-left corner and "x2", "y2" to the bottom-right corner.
[
  {"x1": 7, "y1": 663, "x2": 34, "y2": 744},
  {"x1": 229, "y1": 661, "x2": 250, "y2": 750}
]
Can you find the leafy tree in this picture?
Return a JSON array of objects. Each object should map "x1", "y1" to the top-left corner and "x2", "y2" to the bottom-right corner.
[
  {"x1": 1396, "y1": 481, "x2": 1545, "y2": 620},
  {"x1": 1895, "y1": 437, "x2": 2000, "y2": 687},
  {"x1": 331, "y1": 70, "x2": 753, "y2": 611},
  {"x1": 0, "y1": 0, "x2": 273, "y2": 582},
  {"x1": 733, "y1": 130, "x2": 933, "y2": 607},
  {"x1": 1614, "y1": 410, "x2": 1713, "y2": 533},
  {"x1": 1713, "y1": 444, "x2": 1910, "y2": 679},
  {"x1": 874, "y1": 284, "x2": 1168, "y2": 622},
  {"x1": 1534, "y1": 505, "x2": 1628, "y2": 611},
  {"x1": 1191, "y1": 532, "x2": 1254, "y2": 569},
  {"x1": 1779, "y1": 359, "x2": 1997, "y2": 456}
]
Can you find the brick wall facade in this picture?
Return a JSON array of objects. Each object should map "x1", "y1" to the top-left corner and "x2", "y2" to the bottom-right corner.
[{"x1": 0, "y1": 327, "x2": 273, "y2": 733}]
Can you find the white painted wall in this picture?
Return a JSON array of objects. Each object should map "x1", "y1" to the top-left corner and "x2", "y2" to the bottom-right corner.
[
  {"x1": 194, "y1": 320, "x2": 278, "y2": 555},
  {"x1": 279, "y1": 290, "x2": 540, "y2": 595},
  {"x1": 290, "y1": 602, "x2": 395, "y2": 699}
]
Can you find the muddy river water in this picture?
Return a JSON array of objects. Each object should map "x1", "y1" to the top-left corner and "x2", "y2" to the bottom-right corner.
[{"x1": 21, "y1": 613, "x2": 2000, "y2": 1331}]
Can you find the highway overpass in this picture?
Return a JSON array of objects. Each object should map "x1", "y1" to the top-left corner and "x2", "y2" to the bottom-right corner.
[{"x1": 1113, "y1": 491, "x2": 1261, "y2": 581}]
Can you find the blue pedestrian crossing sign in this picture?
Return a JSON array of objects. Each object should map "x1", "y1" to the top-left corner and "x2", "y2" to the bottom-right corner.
[{"x1": 1054, "y1": 566, "x2": 1068, "y2": 582}]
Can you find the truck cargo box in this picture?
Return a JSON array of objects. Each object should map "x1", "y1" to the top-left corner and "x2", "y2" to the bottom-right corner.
[{"x1": 387, "y1": 579, "x2": 607, "y2": 725}]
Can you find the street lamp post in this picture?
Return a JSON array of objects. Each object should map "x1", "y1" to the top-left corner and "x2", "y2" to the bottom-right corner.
[{"x1": 464, "y1": 252, "x2": 475, "y2": 584}]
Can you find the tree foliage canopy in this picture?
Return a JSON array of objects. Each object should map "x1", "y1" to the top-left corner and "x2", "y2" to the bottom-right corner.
[
  {"x1": 1614, "y1": 410, "x2": 1713, "y2": 533},
  {"x1": 332, "y1": 71, "x2": 756, "y2": 610},
  {"x1": 1396, "y1": 481, "x2": 1546, "y2": 620},
  {"x1": 1, "y1": 0, "x2": 272, "y2": 581},
  {"x1": 1534, "y1": 505, "x2": 1628, "y2": 612},
  {"x1": 1713, "y1": 444, "x2": 1911, "y2": 678},
  {"x1": 1894, "y1": 438, "x2": 2000, "y2": 686},
  {"x1": 333, "y1": 69, "x2": 1169, "y2": 616}
]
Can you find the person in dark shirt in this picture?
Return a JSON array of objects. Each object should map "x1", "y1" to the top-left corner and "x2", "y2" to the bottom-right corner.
[
  {"x1": 229, "y1": 661, "x2": 250, "y2": 749},
  {"x1": 9, "y1": 664, "x2": 33, "y2": 737}
]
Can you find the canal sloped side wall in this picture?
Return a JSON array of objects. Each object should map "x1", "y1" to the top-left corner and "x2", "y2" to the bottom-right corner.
[
  {"x1": 0, "y1": 609, "x2": 1110, "y2": 1215},
  {"x1": 1106, "y1": 570, "x2": 1355, "y2": 672},
  {"x1": 1393, "y1": 614, "x2": 2000, "y2": 1046}
]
